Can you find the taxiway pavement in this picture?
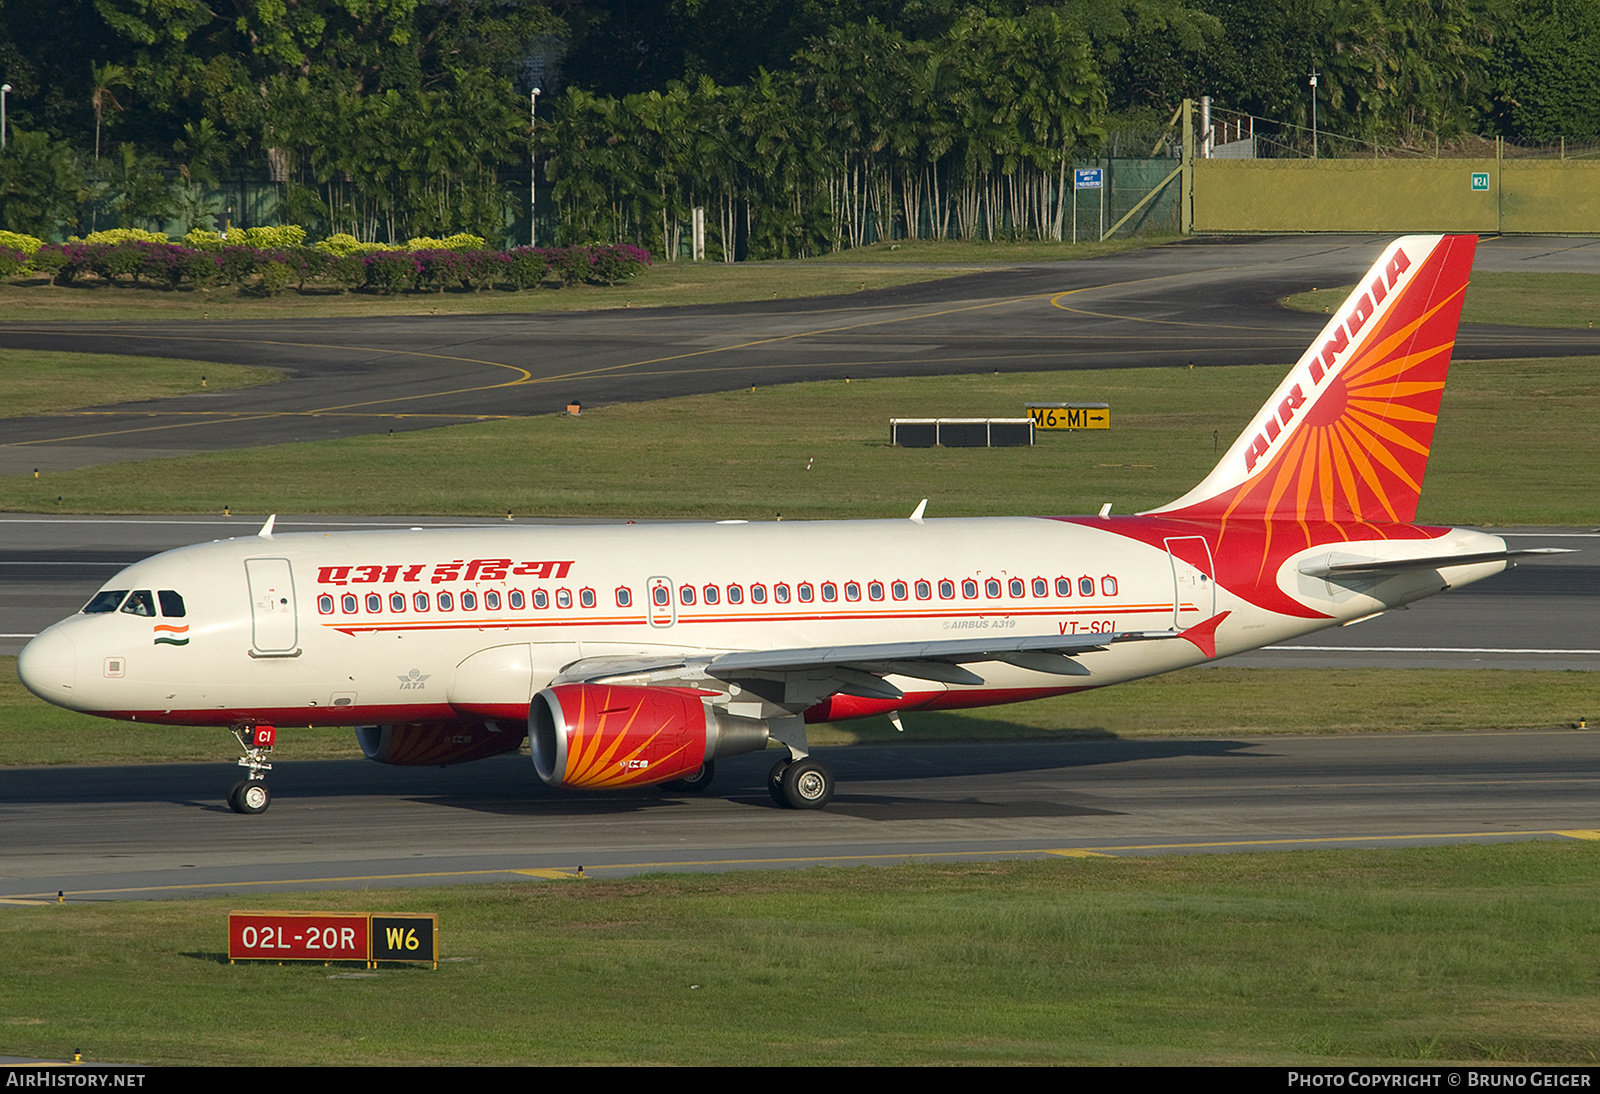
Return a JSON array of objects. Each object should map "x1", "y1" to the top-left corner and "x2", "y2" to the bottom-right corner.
[
  {"x1": 3, "y1": 235, "x2": 1600, "y2": 473},
  {"x1": 2, "y1": 729, "x2": 1595, "y2": 902}
]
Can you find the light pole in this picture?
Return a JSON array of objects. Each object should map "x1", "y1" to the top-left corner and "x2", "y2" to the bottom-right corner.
[
  {"x1": 1308, "y1": 70, "x2": 1319, "y2": 160},
  {"x1": 1, "y1": 85, "x2": 11, "y2": 151},
  {"x1": 529, "y1": 87, "x2": 541, "y2": 247}
]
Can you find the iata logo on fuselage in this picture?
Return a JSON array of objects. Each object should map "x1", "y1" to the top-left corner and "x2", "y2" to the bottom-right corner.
[
  {"x1": 397, "y1": 669, "x2": 431, "y2": 691},
  {"x1": 1243, "y1": 246, "x2": 1413, "y2": 473}
]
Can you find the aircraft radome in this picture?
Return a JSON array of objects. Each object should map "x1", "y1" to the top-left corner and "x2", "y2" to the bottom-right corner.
[{"x1": 17, "y1": 234, "x2": 1562, "y2": 814}]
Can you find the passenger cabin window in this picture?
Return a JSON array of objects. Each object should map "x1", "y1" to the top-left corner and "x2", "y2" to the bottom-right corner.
[
  {"x1": 1101, "y1": 576, "x2": 1118, "y2": 597},
  {"x1": 726, "y1": 585, "x2": 743, "y2": 605},
  {"x1": 1033, "y1": 577, "x2": 1048, "y2": 597},
  {"x1": 938, "y1": 580, "x2": 954, "y2": 599},
  {"x1": 318, "y1": 594, "x2": 334, "y2": 615},
  {"x1": 1009, "y1": 578, "x2": 1025, "y2": 598},
  {"x1": 679, "y1": 585, "x2": 695, "y2": 606},
  {"x1": 844, "y1": 582, "x2": 861, "y2": 602},
  {"x1": 868, "y1": 581, "x2": 884, "y2": 601},
  {"x1": 414, "y1": 592, "x2": 430, "y2": 611},
  {"x1": 342, "y1": 594, "x2": 358, "y2": 614},
  {"x1": 534, "y1": 589, "x2": 549, "y2": 609},
  {"x1": 916, "y1": 580, "x2": 932, "y2": 600},
  {"x1": 461, "y1": 591, "x2": 478, "y2": 611},
  {"x1": 752, "y1": 584, "x2": 768, "y2": 604},
  {"x1": 616, "y1": 587, "x2": 632, "y2": 608},
  {"x1": 985, "y1": 578, "x2": 1001, "y2": 598},
  {"x1": 798, "y1": 583, "x2": 814, "y2": 603},
  {"x1": 508, "y1": 590, "x2": 525, "y2": 610},
  {"x1": 771, "y1": 584, "x2": 785, "y2": 604},
  {"x1": 703, "y1": 585, "x2": 720, "y2": 605},
  {"x1": 438, "y1": 592, "x2": 454, "y2": 611},
  {"x1": 366, "y1": 593, "x2": 383, "y2": 612},
  {"x1": 821, "y1": 583, "x2": 838, "y2": 602},
  {"x1": 891, "y1": 581, "x2": 908, "y2": 601},
  {"x1": 158, "y1": 590, "x2": 186, "y2": 617},
  {"x1": 120, "y1": 590, "x2": 156, "y2": 617},
  {"x1": 485, "y1": 590, "x2": 501, "y2": 610},
  {"x1": 389, "y1": 592, "x2": 406, "y2": 612},
  {"x1": 1079, "y1": 576, "x2": 1095, "y2": 597},
  {"x1": 962, "y1": 579, "x2": 978, "y2": 599},
  {"x1": 580, "y1": 588, "x2": 596, "y2": 608},
  {"x1": 1057, "y1": 577, "x2": 1072, "y2": 597},
  {"x1": 84, "y1": 590, "x2": 128, "y2": 614}
]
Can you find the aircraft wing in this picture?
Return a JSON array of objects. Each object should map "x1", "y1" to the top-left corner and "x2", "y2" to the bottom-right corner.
[{"x1": 552, "y1": 625, "x2": 1211, "y2": 709}]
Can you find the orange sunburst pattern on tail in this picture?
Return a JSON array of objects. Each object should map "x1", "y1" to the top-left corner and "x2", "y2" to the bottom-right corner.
[
  {"x1": 1154, "y1": 235, "x2": 1478, "y2": 525},
  {"x1": 1224, "y1": 282, "x2": 1463, "y2": 523}
]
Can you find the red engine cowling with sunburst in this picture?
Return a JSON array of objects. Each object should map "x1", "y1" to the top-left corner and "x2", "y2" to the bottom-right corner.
[
  {"x1": 530, "y1": 683, "x2": 769, "y2": 790},
  {"x1": 356, "y1": 721, "x2": 527, "y2": 766}
]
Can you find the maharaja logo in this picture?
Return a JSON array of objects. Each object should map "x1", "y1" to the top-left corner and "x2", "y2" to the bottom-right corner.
[
  {"x1": 154, "y1": 623, "x2": 189, "y2": 647},
  {"x1": 398, "y1": 668, "x2": 431, "y2": 691}
]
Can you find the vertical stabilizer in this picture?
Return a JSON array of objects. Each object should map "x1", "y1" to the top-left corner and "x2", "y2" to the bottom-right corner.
[{"x1": 1147, "y1": 235, "x2": 1477, "y2": 523}]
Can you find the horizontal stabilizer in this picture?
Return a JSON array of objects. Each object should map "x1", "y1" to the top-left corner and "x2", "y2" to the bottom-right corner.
[{"x1": 1297, "y1": 547, "x2": 1572, "y2": 579}]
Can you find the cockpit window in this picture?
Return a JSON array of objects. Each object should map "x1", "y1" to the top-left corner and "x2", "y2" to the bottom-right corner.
[
  {"x1": 119, "y1": 590, "x2": 156, "y2": 617},
  {"x1": 83, "y1": 590, "x2": 128, "y2": 614},
  {"x1": 158, "y1": 590, "x2": 186, "y2": 618}
]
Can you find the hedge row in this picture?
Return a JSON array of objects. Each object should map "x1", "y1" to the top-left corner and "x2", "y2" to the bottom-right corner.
[{"x1": 0, "y1": 240, "x2": 652, "y2": 294}]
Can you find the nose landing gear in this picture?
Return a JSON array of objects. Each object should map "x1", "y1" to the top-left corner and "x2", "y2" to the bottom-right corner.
[{"x1": 228, "y1": 725, "x2": 276, "y2": 814}]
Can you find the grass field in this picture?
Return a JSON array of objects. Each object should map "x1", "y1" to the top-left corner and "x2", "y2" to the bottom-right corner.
[
  {"x1": 2, "y1": 845, "x2": 1597, "y2": 1065},
  {"x1": 0, "y1": 350, "x2": 279, "y2": 417},
  {"x1": 1284, "y1": 271, "x2": 1600, "y2": 328},
  {"x1": 3, "y1": 356, "x2": 1596, "y2": 525}
]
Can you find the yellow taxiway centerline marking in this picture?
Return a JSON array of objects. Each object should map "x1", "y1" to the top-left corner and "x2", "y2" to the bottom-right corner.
[{"x1": 512, "y1": 869, "x2": 585, "y2": 880}]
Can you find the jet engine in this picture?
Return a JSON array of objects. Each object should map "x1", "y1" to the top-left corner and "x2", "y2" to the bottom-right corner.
[
  {"x1": 530, "y1": 683, "x2": 770, "y2": 790},
  {"x1": 356, "y1": 721, "x2": 527, "y2": 766}
]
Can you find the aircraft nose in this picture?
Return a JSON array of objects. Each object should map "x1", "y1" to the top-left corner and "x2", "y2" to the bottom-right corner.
[{"x1": 17, "y1": 628, "x2": 78, "y2": 704}]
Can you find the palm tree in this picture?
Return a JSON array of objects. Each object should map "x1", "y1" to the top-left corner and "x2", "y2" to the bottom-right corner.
[{"x1": 90, "y1": 63, "x2": 130, "y2": 161}]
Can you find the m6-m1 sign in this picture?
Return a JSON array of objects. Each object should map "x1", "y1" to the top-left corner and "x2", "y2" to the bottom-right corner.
[{"x1": 1026, "y1": 403, "x2": 1110, "y2": 430}]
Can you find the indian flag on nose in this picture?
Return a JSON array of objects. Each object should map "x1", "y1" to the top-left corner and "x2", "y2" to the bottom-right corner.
[{"x1": 154, "y1": 623, "x2": 190, "y2": 647}]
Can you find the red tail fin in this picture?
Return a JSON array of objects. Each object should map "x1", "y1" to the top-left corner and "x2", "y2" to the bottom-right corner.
[{"x1": 1148, "y1": 235, "x2": 1477, "y2": 524}]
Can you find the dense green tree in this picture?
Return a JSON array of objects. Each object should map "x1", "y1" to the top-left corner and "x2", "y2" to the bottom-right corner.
[
  {"x1": 0, "y1": 130, "x2": 84, "y2": 236},
  {"x1": 1490, "y1": 0, "x2": 1600, "y2": 140}
]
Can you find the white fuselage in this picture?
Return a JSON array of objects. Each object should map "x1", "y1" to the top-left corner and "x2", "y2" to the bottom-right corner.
[{"x1": 17, "y1": 515, "x2": 1510, "y2": 730}]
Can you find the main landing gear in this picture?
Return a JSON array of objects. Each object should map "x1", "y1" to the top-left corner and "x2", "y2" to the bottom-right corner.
[
  {"x1": 228, "y1": 725, "x2": 276, "y2": 814},
  {"x1": 768, "y1": 756, "x2": 835, "y2": 810}
]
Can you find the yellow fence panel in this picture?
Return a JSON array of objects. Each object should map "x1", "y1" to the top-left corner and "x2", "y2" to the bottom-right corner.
[{"x1": 1193, "y1": 158, "x2": 1600, "y2": 235}]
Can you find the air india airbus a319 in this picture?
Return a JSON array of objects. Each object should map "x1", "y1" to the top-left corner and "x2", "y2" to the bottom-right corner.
[{"x1": 18, "y1": 234, "x2": 1555, "y2": 814}]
